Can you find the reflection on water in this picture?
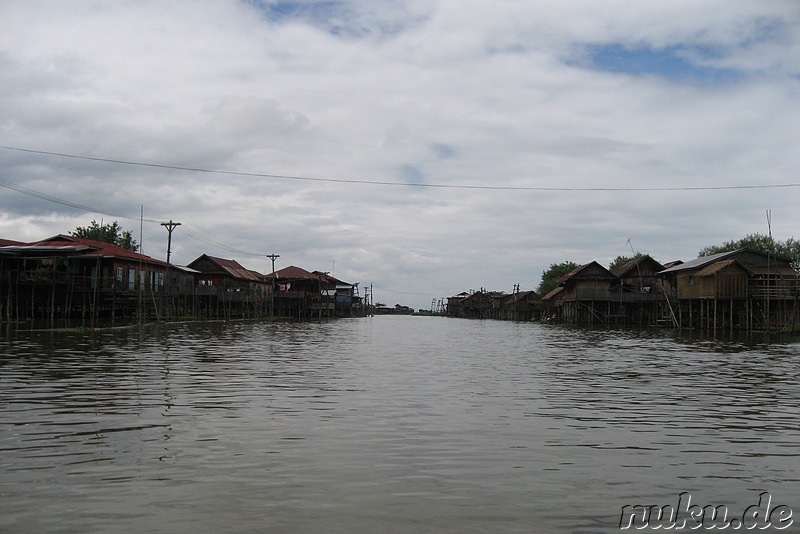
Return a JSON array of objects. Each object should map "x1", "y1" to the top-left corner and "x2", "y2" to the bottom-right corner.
[{"x1": 1, "y1": 318, "x2": 799, "y2": 533}]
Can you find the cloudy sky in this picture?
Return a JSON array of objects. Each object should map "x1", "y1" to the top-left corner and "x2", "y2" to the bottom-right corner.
[{"x1": 1, "y1": 1, "x2": 798, "y2": 309}]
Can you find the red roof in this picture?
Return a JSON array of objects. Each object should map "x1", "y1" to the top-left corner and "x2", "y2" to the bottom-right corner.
[
  {"x1": 269, "y1": 265, "x2": 320, "y2": 280},
  {"x1": 26, "y1": 235, "x2": 166, "y2": 264},
  {"x1": 189, "y1": 254, "x2": 263, "y2": 281}
]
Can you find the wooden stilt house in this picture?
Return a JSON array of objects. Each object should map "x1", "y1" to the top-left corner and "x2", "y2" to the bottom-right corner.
[
  {"x1": 0, "y1": 234, "x2": 169, "y2": 324},
  {"x1": 610, "y1": 255, "x2": 671, "y2": 326},
  {"x1": 187, "y1": 255, "x2": 270, "y2": 319},
  {"x1": 550, "y1": 261, "x2": 616, "y2": 325},
  {"x1": 266, "y1": 265, "x2": 332, "y2": 318},
  {"x1": 659, "y1": 248, "x2": 799, "y2": 331}
]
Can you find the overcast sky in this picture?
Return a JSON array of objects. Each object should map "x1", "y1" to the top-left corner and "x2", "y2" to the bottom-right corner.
[{"x1": 1, "y1": 1, "x2": 798, "y2": 310}]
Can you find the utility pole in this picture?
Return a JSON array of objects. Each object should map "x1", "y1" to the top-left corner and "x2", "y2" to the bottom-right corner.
[
  {"x1": 161, "y1": 220, "x2": 180, "y2": 319},
  {"x1": 265, "y1": 254, "x2": 279, "y2": 317},
  {"x1": 161, "y1": 220, "x2": 181, "y2": 264}
]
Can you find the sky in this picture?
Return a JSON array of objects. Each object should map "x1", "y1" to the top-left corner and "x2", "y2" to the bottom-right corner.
[{"x1": 1, "y1": 0, "x2": 799, "y2": 310}]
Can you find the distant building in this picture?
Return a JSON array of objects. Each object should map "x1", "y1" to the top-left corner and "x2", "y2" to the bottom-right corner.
[{"x1": 266, "y1": 266, "x2": 361, "y2": 317}]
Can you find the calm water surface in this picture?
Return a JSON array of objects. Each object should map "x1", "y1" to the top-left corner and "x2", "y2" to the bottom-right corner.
[{"x1": 1, "y1": 316, "x2": 799, "y2": 533}]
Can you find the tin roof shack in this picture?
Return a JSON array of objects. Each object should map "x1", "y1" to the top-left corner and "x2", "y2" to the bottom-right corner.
[
  {"x1": 187, "y1": 255, "x2": 269, "y2": 319},
  {"x1": 610, "y1": 255, "x2": 671, "y2": 326},
  {"x1": 0, "y1": 234, "x2": 168, "y2": 324},
  {"x1": 554, "y1": 261, "x2": 617, "y2": 325},
  {"x1": 266, "y1": 265, "x2": 334, "y2": 318},
  {"x1": 494, "y1": 290, "x2": 539, "y2": 321},
  {"x1": 659, "y1": 248, "x2": 800, "y2": 331}
]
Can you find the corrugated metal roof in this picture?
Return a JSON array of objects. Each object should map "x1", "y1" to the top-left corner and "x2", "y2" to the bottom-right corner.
[
  {"x1": 659, "y1": 250, "x2": 740, "y2": 274},
  {"x1": 659, "y1": 248, "x2": 796, "y2": 275},
  {"x1": 171, "y1": 264, "x2": 201, "y2": 274},
  {"x1": 21, "y1": 235, "x2": 166, "y2": 264},
  {"x1": 661, "y1": 260, "x2": 684, "y2": 270},
  {"x1": 203, "y1": 256, "x2": 263, "y2": 281},
  {"x1": 269, "y1": 265, "x2": 318, "y2": 280}
]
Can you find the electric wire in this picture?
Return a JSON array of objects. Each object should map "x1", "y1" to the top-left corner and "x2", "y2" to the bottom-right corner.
[
  {"x1": 2, "y1": 145, "x2": 799, "y2": 192},
  {"x1": 0, "y1": 176, "x2": 266, "y2": 257},
  {"x1": 3, "y1": 144, "x2": 799, "y2": 260}
]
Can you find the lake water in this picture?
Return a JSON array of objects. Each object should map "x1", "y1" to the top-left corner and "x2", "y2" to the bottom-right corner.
[{"x1": 1, "y1": 316, "x2": 799, "y2": 533}]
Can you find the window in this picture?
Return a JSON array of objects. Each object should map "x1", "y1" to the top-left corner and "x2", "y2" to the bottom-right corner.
[{"x1": 150, "y1": 272, "x2": 163, "y2": 291}]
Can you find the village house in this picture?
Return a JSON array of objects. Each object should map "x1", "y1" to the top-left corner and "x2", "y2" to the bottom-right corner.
[
  {"x1": 186, "y1": 254, "x2": 270, "y2": 318},
  {"x1": 541, "y1": 261, "x2": 617, "y2": 324},
  {"x1": 312, "y1": 271, "x2": 361, "y2": 316},
  {"x1": 446, "y1": 291, "x2": 470, "y2": 317},
  {"x1": 445, "y1": 289, "x2": 539, "y2": 321},
  {"x1": 609, "y1": 255, "x2": 675, "y2": 326},
  {"x1": 659, "y1": 248, "x2": 799, "y2": 331},
  {"x1": 0, "y1": 233, "x2": 368, "y2": 323},
  {"x1": 446, "y1": 290, "x2": 493, "y2": 319},
  {"x1": 266, "y1": 265, "x2": 326, "y2": 318},
  {"x1": 266, "y1": 265, "x2": 361, "y2": 318},
  {"x1": 0, "y1": 234, "x2": 168, "y2": 323},
  {"x1": 493, "y1": 290, "x2": 539, "y2": 321}
]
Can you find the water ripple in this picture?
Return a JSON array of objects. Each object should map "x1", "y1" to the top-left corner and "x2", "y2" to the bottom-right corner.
[{"x1": 1, "y1": 318, "x2": 799, "y2": 533}]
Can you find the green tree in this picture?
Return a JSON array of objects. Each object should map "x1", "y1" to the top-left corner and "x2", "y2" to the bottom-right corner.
[
  {"x1": 609, "y1": 252, "x2": 646, "y2": 272},
  {"x1": 699, "y1": 233, "x2": 800, "y2": 270},
  {"x1": 536, "y1": 261, "x2": 579, "y2": 296},
  {"x1": 72, "y1": 220, "x2": 139, "y2": 252}
]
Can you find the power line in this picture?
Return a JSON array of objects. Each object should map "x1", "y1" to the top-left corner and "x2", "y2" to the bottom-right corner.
[
  {"x1": 0, "y1": 177, "x2": 139, "y2": 221},
  {"x1": 0, "y1": 176, "x2": 267, "y2": 258},
  {"x1": 177, "y1": 224, "x2": 266, "y2": 257},
  {"x1": 2, "y1": 144, "x2": 798, "y2": 192}
]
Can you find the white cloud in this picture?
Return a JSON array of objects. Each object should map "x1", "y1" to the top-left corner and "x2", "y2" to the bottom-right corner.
[{"x1": 1, "y1": 0, "x2": 799, "y2": 309}]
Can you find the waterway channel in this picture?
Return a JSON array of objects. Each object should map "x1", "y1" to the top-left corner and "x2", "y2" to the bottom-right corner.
[{"x1": 1, "y1": 316, "x2": 799, "y2": 533}]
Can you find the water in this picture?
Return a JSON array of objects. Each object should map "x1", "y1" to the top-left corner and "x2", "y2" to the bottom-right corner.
[{"x1": 1, "y1": 316, "x2": 799, "y2": 533}]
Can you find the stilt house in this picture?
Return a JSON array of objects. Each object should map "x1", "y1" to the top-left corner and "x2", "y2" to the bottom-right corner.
[
  {"x1": 549, "y1": 261, "x2": 616, "y2": 324},
  {"x1": 610, "y1": 255, "x2": 670, "y2": 325},
  {"x1": 659, "y1": 248, "x2": 799, "y2": 330},
  {"x1": 187, "y1": 255, "x2": 270, "y2": 318},
  {"x1": 0, "y1": 234, "x2": 168, "y2": 322}
]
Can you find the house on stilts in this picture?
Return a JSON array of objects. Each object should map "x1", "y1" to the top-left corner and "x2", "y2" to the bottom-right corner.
[{"x1": 658, "y1": 248, "x2": 799, "y2": 331}]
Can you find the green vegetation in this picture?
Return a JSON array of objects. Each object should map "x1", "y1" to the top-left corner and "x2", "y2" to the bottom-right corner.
[
  {"x1": 72, "y1": 220, "x2": 139, "y2": 252},
  {"x1": 536, "y1": 261, "x2": 579, "y2": 297},
  {"x1": 699, "y1": 233, "x2": 800, "y2": 270}
]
